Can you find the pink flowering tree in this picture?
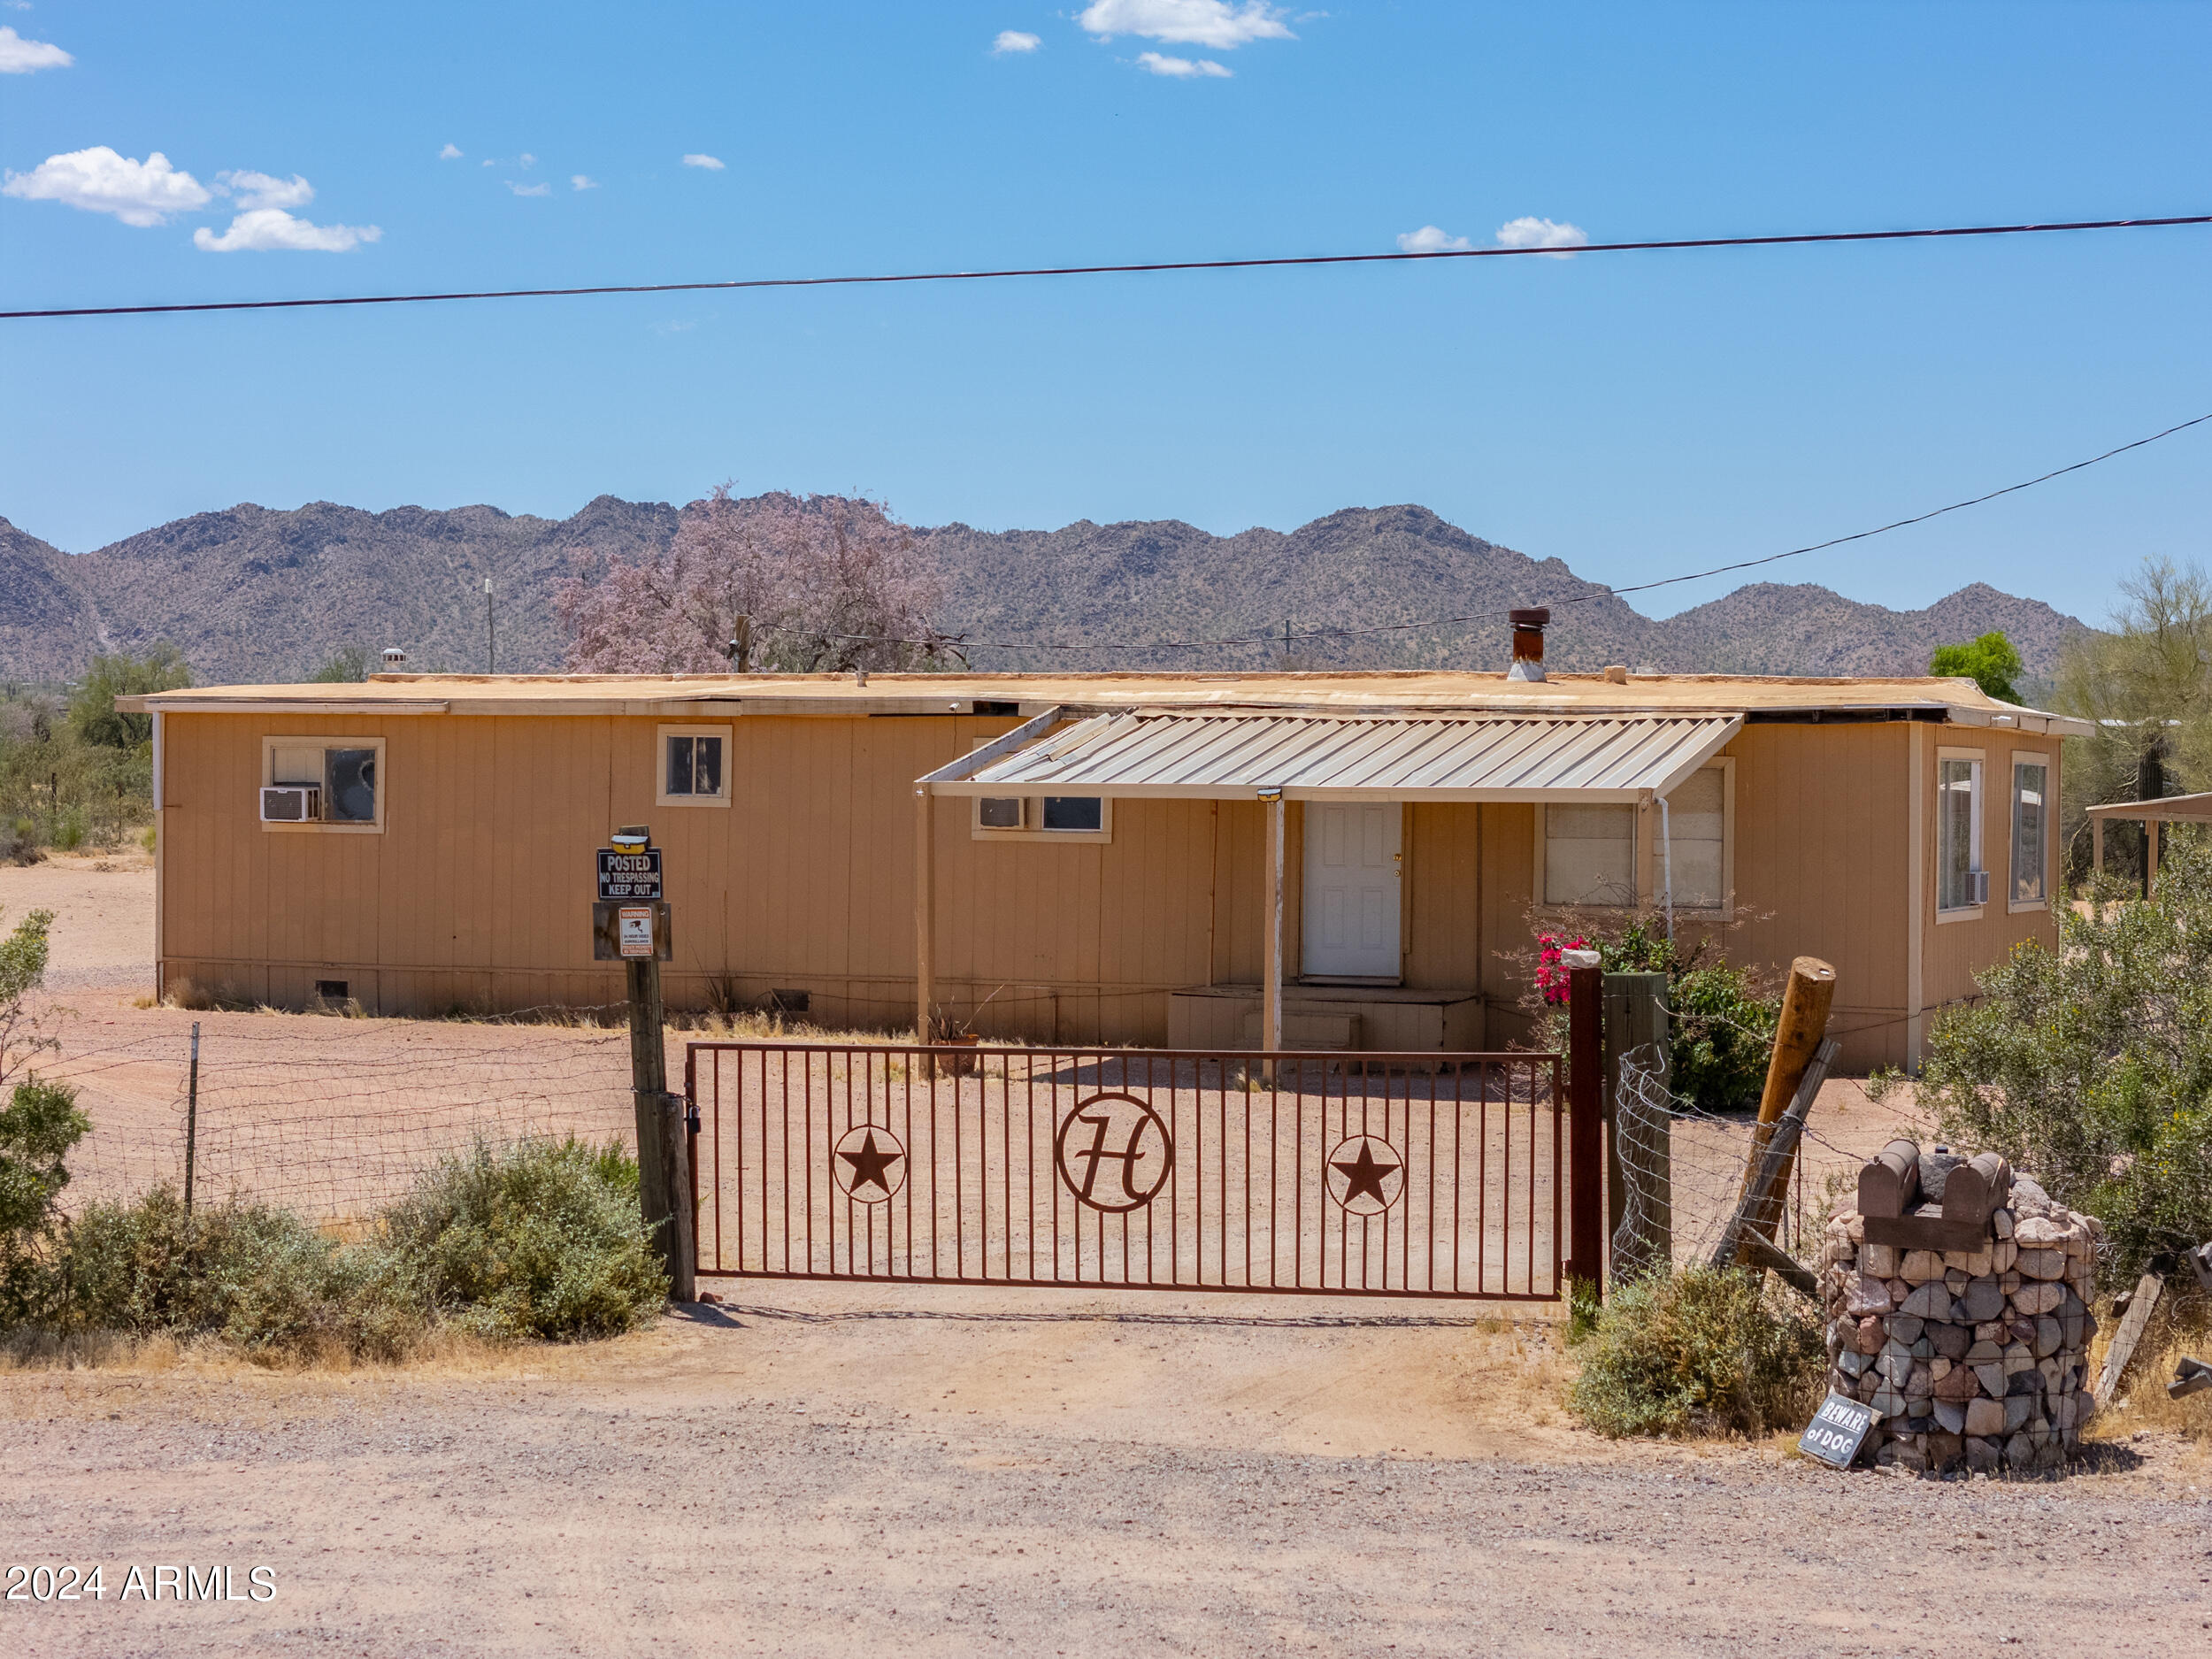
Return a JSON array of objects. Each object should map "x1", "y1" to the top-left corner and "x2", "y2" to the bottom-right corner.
[{"x1": 556, "y1": 485, "x2": 957, "y2": 673}]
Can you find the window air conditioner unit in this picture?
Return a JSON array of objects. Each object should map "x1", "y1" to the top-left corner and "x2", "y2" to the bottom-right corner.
[
  {"x1": 261, "y1": 785, "x2": 321, "y2": 823},
  {"x1": 1967, "y1": 869, "x2": 1990, "y2": 906}
]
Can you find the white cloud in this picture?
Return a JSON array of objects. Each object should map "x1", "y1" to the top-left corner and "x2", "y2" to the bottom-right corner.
[
  {"x1": 216, "y1": 169, "x2": 313, "y2": 211},
  {"x1": 439, "y1": 142, "x2": 463, "y2": 160},
  {"x1": 518, "y1": 152, "x2": 538, "y2": 170},
  {"x1": 193, "y1": 208, "x2": 380, "y2": 252},
  {"x1": 1, "y1": 146, "x2": 210, "y2": 227},
  {"x1": 1079, "y1": 1, "x2": 1290, "y2": 48},
  {"x1": 681, "y1": 153, "x2": 726, "y2": 170},
  {"x1": 480, "y1": 158, "x2": 496, "y2": 167},
  {"x1": 0, "y1": 24, "x2": 70, "y2": 72},
  {"x1": 1136, "y1": 50, "x2": 1230, "y2": 77},
  {"x1": 506, "y1": 180, "x2": 550, "y2": 196},
  {"x1": 1495, "y1": 215, "x2": 1589, "y2": 257},
  {"x1": 1395, "y1": 225, "x2": 1470, "y2": 254},
  {"x1": 571, "y1": 173, "x2": 598, "y2": 191},
  {"x1": 992, "y1": 30, "x2": 1041, "y2": 54}
]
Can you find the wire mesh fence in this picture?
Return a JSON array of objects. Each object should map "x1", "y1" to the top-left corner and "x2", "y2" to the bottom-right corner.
[
  {"x1": 1609, "y1": 1041, "x2": 1841, "y2": 1272},
  {"x1": 42, "y1": 1009, "x2": 639, "y2": 1231}
]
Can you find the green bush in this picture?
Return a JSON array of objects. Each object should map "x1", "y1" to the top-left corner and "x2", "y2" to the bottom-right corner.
[
  {"x1": 1913, "y1": 834, "x2": 2212, "y2": 1280},
  {"x1": 1531, "y1": 916, "x2": 1780, "y2": 1113},
  {"x1": 53, "y1": 807, "x2": 87, "y2": 852},
  {"x1": 13, "y1": 1134, "x2": 664, "y2": 1361},
  {"x1": 374, "y1": 1136, "x2": 664, "y2": 1341},
  {"x1": 1567, "y1": 1264, "x2": 1824, "y2": 1439},
  {"x1": 56, "y1": 1187, "x2": 413, "y2": 1358},
  {"x1": 0, "y1": 1078, "x2": 91, "y2": 1324}
]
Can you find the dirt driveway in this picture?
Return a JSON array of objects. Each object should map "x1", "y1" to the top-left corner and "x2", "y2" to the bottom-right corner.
[{"x1": 5, "y1": 1285, "x2": 2211, "y2": 1658}]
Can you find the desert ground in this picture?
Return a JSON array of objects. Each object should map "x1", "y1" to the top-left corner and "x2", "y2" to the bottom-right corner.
[{"x1": 4, "y1": 856, "x2": 2209, "y2": 1656}]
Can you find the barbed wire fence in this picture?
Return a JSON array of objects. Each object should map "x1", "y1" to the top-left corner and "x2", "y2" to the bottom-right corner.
[{"x1": 43, "y1": 1009, "x2": 641, "y2": 1232}]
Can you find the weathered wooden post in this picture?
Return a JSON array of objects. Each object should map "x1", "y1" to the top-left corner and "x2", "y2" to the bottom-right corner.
[
  {"x1": 1737, "y1": 956, "x2": 1835, "y2": 1242},
  {"x1": 1601, "y1": 972, "x2": 1670, "y2": 1280},
  {"x1": 1567, "y1": 956, "x2": 1605, "y2": 1297}
]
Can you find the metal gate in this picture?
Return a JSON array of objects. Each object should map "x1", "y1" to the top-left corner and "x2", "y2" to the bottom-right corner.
[{"x1": 687, "y1": 1043, "x2": 1563, "y2": 1302}]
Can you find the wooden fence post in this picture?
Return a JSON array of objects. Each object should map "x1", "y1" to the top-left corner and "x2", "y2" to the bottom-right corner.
[
  {"x1": 628, "y1": 950, "x2": 695, "y2": 1302},
  {"x1": 1568, "y1": 960, "x2": 1605, "y2": 1296},
  {"x1": 1738, "y1": 956, "x2": 1835, "y2": 1230},
  {"x1": 1602, "y1": 972, "x2": 1670, "y2": 1281}
]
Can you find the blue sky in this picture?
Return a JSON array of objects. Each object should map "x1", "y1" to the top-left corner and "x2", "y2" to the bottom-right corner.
[{"x1": 2, "y1": 2, "x2": 2207, "y2": 626}]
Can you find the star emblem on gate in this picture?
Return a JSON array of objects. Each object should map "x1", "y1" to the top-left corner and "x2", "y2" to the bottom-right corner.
[
  {"x1": 831, "y1": 1123, "x2": 907, "y2": 1202},
  {"x1": 1326, "y1": 1134, "x2": 1405, "y2": 1216}
]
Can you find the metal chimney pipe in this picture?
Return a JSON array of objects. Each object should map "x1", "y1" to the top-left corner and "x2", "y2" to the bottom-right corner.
[{"x1": 1508, "y1": 608, "x2": 1550, "y2": 682}]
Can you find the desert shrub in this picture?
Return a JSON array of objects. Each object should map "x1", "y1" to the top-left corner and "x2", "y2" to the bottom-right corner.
[
  {"x1": 1914, "y1": 835, "x2": 2212, "y2": 1280},
  {"x1": 0, "y1": 1078, "x2": 91, "y2": 1323},
  {"x1": 11, "y1": 1134, "x2": 664, "y2": 1361},
  {"x1": 53, "y1": 807, "x2": 87, "y2": 851},
  {"x1": 375, "y1": 1136, "x2": 664, "y2": 1341},
  {"x1": 1525, "y1": 916, "x2": 1780, "y2": 1113},
  {"x1": 53, "y1": 1187, "x2": 410, "y2": 1357},
  {"x1": 1567, "y1": 1264, "x2": 1824, "y2": 1439}
]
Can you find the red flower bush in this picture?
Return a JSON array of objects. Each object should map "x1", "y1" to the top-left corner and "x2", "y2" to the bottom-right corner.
[{"x1": 1533, "y1": 932, "x2": 1590, "y2": 1006}]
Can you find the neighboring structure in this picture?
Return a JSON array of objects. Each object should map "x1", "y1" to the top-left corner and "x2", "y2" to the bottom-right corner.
[{"x1": 124, "y1": 652, "x2": 2085, "y2": 1071}]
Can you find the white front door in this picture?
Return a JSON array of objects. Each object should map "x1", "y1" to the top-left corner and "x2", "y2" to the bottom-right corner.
[{"x1": 1302, "y1": 803, "x2": 1402, "y2": 979}]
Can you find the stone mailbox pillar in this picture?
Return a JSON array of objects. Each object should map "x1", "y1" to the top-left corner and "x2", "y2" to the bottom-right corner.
[{"x1": 1816, "y1": 1142, "x2": 2100, "y2": 1473}]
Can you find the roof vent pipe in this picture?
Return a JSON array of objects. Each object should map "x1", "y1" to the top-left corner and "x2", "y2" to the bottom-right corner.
[
  {"x1": 1507, "y1": 609, "x2": 1550, "y2": 682},
  {"x1": 381, "y1": 647, "x2": 407, "y2": 668}
]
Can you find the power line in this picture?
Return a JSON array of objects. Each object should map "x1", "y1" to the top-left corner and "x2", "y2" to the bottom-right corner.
[
  {"x1": 4, "y1": 212, "x2": 2208, "y2": 321},
  {"x1": 756, "y1": 410, "x2": 2212, "y2": 655}
]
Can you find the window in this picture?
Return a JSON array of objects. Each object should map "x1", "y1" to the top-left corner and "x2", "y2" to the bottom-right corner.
[
  {"x1": 1663, "y1": 764, "x2": 1729, "y2": 911},
  {"x1": 1544, "y1": 803, "x2": 1637, "y2": 907},
  {"x1": 970, "y1": 794, "x2": 1112, "y2": 842},
  {"x1": 2011, "y1": 757, "x2": 2048, "y2": 907},
  {"x1": 657, "y1": 725, "x2": 731, "y2": 806},
  {"x1": 1041, "y1": 796, "x2": 1103, "y2": 833},
  {"x1": 1938, "y1": 751, "x2": 1985, "y2": 912},
  {"x1": 261, "y1": 737, "x2": 385, "y2": 833}
]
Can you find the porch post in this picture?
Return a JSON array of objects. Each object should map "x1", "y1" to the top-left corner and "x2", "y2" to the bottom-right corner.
[
  {"x1": 2092, "y1": 815, "x2": 2103, "y2": 880},
  {"x1": 2147, "y1": 817, "x2": 2160, "y2": 898},
  {"x1": 915, "y1": 783, "x2": 935, "y2": 1042},
  {"x1": 1261, "y1": 787, "x2": 1285, "y2": 1056}
]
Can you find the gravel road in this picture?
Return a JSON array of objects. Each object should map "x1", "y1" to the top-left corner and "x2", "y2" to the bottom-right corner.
[{"x1": 5, "y1": 1286, "x2": 2209, "y2": 1657}]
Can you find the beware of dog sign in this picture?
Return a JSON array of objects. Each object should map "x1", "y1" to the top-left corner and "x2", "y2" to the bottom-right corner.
[{"x1": 1799, "y1": 1392, "x2": 1875, "y2": 1468}]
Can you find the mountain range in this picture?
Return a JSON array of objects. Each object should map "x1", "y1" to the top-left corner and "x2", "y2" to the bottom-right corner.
[{"x1": 0, "y1": 495, "x2": 2088, "y2": 687}]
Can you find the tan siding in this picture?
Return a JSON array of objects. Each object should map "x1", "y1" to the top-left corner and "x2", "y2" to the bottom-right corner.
[
  {"x1": 154, "y1": 707, "x2": 2068, "y2": 1070},
  {"x1": 1916, "y1": 733, "x2": 2064, "y2": 1061}
]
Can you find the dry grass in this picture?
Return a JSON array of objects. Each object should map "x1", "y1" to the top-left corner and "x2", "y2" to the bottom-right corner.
[
  {"x1": 2091, "y1": 1290, "x2": 2212, "y2": 1445},
  {"x1": 0, "y1": 1322, "x2": 584, "y2": 1379}
]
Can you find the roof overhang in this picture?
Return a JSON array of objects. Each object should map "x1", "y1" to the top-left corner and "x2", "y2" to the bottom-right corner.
[
  {"x1": 2085, "y1": 792, "x2": 2212, "y2": 822},
  {"x1": 921, "y1": 710, "x2": 1746, "y2": 803}
]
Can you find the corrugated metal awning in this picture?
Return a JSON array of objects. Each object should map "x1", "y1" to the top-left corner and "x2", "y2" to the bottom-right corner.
[{"x1": 923, "y1": 710, "x2": 1743, "y2": 803}]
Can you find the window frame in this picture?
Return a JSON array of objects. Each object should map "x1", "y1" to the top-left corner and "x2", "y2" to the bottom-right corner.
[
  {"x1": 2008, "y1": 750, "x2": 2051, "y2": 913},
  {"x1": 1653, "y1": 757, "x2": 1735, "y2": 918},
  {"x1": 970, "y1": 794, "x2": 1113, "y2": 844},
  {"x1": 260, "y1": 735, "x2": 388, "y2": 834},
  {"x1": 1534, "y1": 800, "x2": 1640, "y2": 910},
  {"x1": 657, "y1": 724, "x2": 733, "y2": 809},
  {"x1": 1935, "y1": 745, "x2": 1986, "y2": 921}
]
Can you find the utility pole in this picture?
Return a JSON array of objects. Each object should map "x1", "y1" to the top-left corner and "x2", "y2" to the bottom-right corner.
[
  {"x1": 1283, "y1": 619, "x2": 1292, "y2": 668},
  {"x1": 484, "y1": 577, "x2": 495, "y2": 674}
]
